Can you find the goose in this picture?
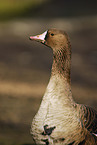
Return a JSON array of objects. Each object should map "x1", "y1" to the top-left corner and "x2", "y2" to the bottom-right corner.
[{"x1": 29, "y1": 29, "x2": 97, "y2": 145}]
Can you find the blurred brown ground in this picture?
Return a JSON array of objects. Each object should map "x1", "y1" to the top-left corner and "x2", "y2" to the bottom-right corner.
[{"x1": 0, "y1": 0, "x2": 97, "y2": 145}]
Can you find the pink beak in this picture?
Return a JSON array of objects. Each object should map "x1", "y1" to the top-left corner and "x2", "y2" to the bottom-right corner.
[{"x1": 29, "y1": 30, "x2": 47, "y2": 43}]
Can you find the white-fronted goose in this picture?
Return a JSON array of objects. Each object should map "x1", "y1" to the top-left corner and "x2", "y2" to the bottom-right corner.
[{"x1": 29, "y1": 29, "x2": 97, "y2": 145}]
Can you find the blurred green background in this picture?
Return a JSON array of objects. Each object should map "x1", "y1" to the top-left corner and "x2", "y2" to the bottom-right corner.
[{"x1": 0, "y1": 0, "x2": 97, "y2": 145}]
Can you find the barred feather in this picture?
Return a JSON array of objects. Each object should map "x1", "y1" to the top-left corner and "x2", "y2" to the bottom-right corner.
[{"x1": 82, "y1": 105, "x2": 97, "y2": 135}]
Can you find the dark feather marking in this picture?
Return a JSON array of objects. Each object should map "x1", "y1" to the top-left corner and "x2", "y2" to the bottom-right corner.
[
  {"x1": 84, "y1": 106, "x2": 97, "y2": 134},
  {"x1": 42, "y1": 125, "x2": 56, "y2": 136},
  {"x1": 41, "y1": 139, "x2": 49, "y2": 145},
  {"x1": 85, "y1": 107, "x2": 92, "y2": 128},
  {"x1": 68, "y1": 141, "x2": 75, "y2": 145},
  {"x1": 59, "y1": 138, "x2": 65, "y2": 141},
  {"x1": 78, "y1": 139, "x2": 85, "y2": 145}
]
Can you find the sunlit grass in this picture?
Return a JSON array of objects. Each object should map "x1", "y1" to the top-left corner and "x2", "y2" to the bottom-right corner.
[
  {"x1": 0, "y1": 80, "x2": 46, "y2": 97},
  {"x1": 0, "y1": 0, "x2": 46, "y2": 20}
]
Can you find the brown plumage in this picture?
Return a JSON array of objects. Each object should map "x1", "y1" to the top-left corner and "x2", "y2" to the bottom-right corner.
[{"x1": 29, "y1": 29, "x2": 97, "y2": 145}]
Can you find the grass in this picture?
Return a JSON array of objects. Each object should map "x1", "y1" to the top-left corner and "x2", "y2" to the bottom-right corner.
[
  {"x1": 0, "y1": 121, "x2": 34, "y2": 145},
  {"x1": 0, "y1": 92, "x2": 41, "y2": 145},
  {"x1": 0, "y1": 0, "x2": 46, "y2": 20}
]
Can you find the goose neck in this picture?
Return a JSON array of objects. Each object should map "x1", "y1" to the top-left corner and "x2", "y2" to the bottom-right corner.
[{"x1": 51, "y1": 47, "x2": 71, "y2": 84}]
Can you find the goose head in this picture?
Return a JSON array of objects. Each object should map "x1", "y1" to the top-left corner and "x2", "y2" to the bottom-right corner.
[{"x1": 29, "y1": 29, "x2": 70, "y2": 52}]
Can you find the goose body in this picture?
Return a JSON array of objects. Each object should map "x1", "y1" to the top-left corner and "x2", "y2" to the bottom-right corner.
[{"x1": 29, "y1": 29, "x2": 97, "y2": 145}]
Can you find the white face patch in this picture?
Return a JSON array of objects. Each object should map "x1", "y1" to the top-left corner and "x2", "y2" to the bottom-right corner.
[
  {"x1": 30, "y1": 30, "x2": 47, "y2": 42},
  {"x1": 92, "y1": 133, "x2": 97, "y2": 137}
]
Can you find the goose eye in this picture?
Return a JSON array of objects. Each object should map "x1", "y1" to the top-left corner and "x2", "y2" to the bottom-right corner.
[{"x1": 51, "y1": 33, "x2": 54, "y2": 36}]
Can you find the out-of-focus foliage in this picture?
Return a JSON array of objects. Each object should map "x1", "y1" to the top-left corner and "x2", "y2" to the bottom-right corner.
[{"x1": 0, "y1": 0, "x2": 46, "y2": 20}]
